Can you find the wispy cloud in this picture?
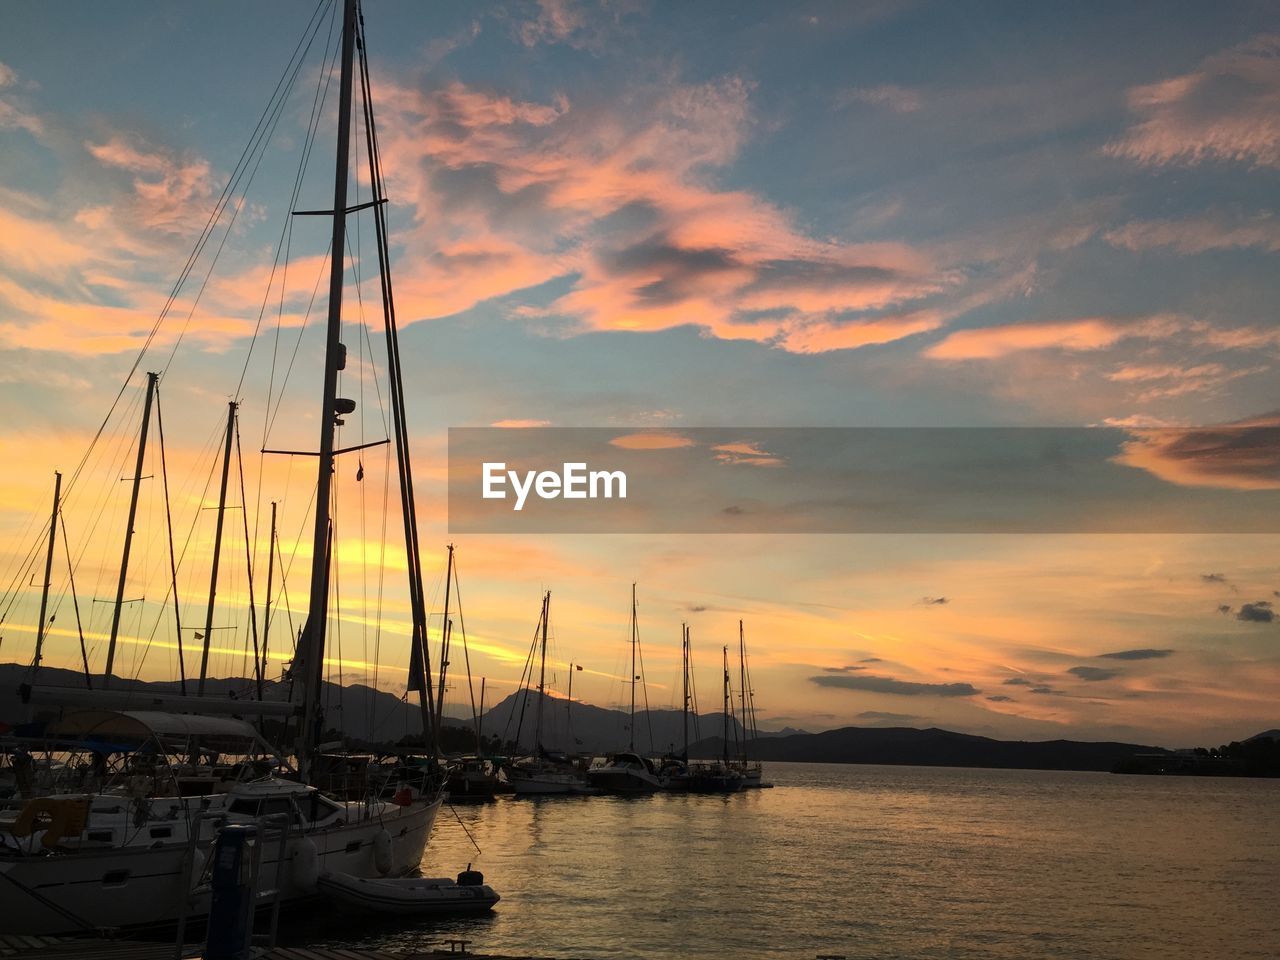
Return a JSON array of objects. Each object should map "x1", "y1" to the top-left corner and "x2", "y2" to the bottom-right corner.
[{"x1": 1105, "y1": 34, "x2": 1280, "y2": 169}]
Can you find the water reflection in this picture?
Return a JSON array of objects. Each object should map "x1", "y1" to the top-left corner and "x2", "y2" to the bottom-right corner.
[{"x1": 301, "y1": 763, "x2": 1279, "y2": 959}]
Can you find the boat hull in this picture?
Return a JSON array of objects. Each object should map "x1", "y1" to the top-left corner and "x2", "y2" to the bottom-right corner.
[{"x1": 0, "y1": 799, "x2": 439, "y2": 936}]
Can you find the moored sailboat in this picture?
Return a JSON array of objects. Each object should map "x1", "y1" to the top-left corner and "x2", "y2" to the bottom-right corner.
[
  {"x1": 1, "y1": 0, "x2": 452, "y2": 933},
  {"x1": 587, "y1": 585, "x2": 665, "y2": 794}
]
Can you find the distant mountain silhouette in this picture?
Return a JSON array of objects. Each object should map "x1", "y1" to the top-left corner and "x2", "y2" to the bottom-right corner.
[
  {"x1": 690, "y1": 725, "x2": 1169, "y2": 773},
  {"x1": 1246, "y1": 729, "x2": 1280, "y2": 742},
  {"x1": 475, "y1": 688, "x2": 755, "y2": 755},
  {"x1": 1, "y1": 664, "x2": 761, "y2": 754}
]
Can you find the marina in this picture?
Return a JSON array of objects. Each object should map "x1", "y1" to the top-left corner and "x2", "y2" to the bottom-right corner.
[{"x1": 0, "y1": 1, "x2": 1277, "y2": 958}]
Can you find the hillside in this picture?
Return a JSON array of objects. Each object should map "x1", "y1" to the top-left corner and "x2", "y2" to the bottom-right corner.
[{"x1": 689, "y1": 725, "x2": 1167, "y2": 773}]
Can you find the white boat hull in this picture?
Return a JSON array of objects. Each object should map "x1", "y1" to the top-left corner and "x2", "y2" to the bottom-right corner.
[{"x1": 0, "y1": 799, "x2": 439, "y2": 936}]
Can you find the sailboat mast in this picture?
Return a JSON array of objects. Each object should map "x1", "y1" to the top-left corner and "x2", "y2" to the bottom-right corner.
[
  {"x1": 262, "y1": 500, "x2": 276, "y2": 685},
  {"x1": 630, "y1": 582, "x2": 637, "y2": 752},
  {"x1": 722, "y1": 645, "x2": 730, "y2": 766},
  {"x1": 433, "y1": 543, "x2": 454, "y2": 749},
  {"x1": 476, "y1": 676, "x2": 485, "y2": 753},
  {"x1": 31, "y1": 471, "x2": 61, "y2": 676},
  {"x1": 681, "y1": 624, "x2": 689, "y2": 760},
  {"x1": 738, "y1": 619, "x2": 747, "y2": 763},
  {"x1": 197, "y1": 401, "x2": 236, "y2": 696},
  {"x1": 534, "y1": 591, "x2": 549, "y2": 751},
  {"x1": 298, "y1": 0, "x2": 358, "y2": 776},
  {"x1": 354, "y1": 12, "x2": 437, "y2": 754},
  {"x1": 104, "y1": 370, "x2": 158, "y2": 688}
]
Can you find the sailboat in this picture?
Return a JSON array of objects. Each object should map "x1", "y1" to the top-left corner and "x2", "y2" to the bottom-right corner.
[
  {"x1": 502, "y1": 592, "x2": 593, "y2": 796},
  {"x1": 586, "y1": 585, "x2": 665, "y2": 794},
  {"x1": 731, "y1": 620, "x2": 766, "y2": 789},
  {"x1": 0, "y1": 0, "x2": 449, "y2": 933}
]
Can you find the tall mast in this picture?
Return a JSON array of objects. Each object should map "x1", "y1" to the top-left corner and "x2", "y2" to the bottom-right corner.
[
  {"x1": 722, "y1": 645, "x2": 730, "y2": 766},
  {"x1": 355, "y1": 3, "x2": 436, "y2": 754},
  {"x1": 262, "y1": 501, "x2": 276, "y2": 685},
  {"x1": 433, "y1": 543, "x2": 454, "y2": 750},
  {"x1": 31, "y1": 471, "x2": 61, "y2": 678},
  {"x1": 681, "y1": 624, "x2": 689, "y2": 761},
  {"x1": 476, "y1": 676, "x2": 486, "y2": 754},
  {"x1": 629, "y1": 582, "x2": 637, "y2": 752},
  {"x1": 197, "y1": 401, "x2": 236, "y2": 696},
  {"x1": 104, "y1": 371, "x2": 158, "y2": 688},
  {"x1": 739, "y1": 619, "x2": 747, "y2": 764},
  {"x1": 534, "y1": 591, "x2": 549, "y2": 753},
  {"x1": 298, "y1": 0, "x2": 358, "y2": 778}
]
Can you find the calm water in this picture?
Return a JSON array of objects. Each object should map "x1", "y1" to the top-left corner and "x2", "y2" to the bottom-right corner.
[{"x1": 303, "y1": 763, "x2": 1280, "y2": 959}]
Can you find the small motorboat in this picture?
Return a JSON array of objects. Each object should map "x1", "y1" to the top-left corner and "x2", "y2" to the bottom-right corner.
[{"x1": 317, "y1": 866, "x2": 500, "y2": 916}]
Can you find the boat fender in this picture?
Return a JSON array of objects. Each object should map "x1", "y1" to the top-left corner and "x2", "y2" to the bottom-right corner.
[
  {"x1": 457, "y1": 863, "x2": 484, "y2": 887},
  {"x1": 392, "y1": 786, "x2": 413, "y2": 806},
  {"x1": 373, "y1": 828, "x2": 394, "y2": 875},
  {"x1": 292, "y1": 837, "x2": 320, "y2": 891}
]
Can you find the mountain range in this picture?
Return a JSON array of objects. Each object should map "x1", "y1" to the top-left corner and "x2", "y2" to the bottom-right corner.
[{"x1": 6, "y1": 663, "x2": 1272, "y2": 772}]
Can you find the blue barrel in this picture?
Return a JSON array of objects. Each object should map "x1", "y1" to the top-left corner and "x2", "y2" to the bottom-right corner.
[{"x1": 205, "y1": 824, "x2": 258, "y2": 960}]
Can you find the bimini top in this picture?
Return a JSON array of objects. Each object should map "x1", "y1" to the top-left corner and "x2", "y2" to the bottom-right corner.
[{"x1": 50, "y1": 710, "x2": 265, "y2": 749}]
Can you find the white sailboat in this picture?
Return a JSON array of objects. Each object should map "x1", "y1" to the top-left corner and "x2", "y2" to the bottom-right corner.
[
  {"x1": 503, "y1": 592, "x2": 594, "y2": 796},
  {"x1": 1, "y1": 0, "x2": 449, "y2": 934},
  {"x1": 587, "y1": 585, "x2": 665, "y2": 793}
]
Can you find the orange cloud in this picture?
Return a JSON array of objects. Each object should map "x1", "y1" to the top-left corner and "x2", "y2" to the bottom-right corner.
[
  {"x1": 926, "y1": 317, "x2": 1131, "y2": 360},
  {"x1": 609, "y1": 431, "x2": 697, "y2": 451},
  {"x1": 1105, "y1": 34, "x2": 1280, "y2": 169},
  {"x1": 371, "y1": 74, "x2": 961, "y2": 353},
  {"x1": 1114, "y1": 413, "x2": 1280, "y2": 491}
]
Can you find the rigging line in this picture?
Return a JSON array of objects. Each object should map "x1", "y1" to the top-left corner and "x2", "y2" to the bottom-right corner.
[
  {"x1": 252, "y1": 4, "x2": 341, "y2": 611},
  {"x1": 262, "y1": 5, "x2": 343, "y2": 444},
  {"x1": 234, "y1": 417, "x2": 264, "y2": 699},
  {"x1": 154, "y1": 385, "x2": 187, "y2": 694},
  {"x1": 370, "y1": 440, "x2": 391, "y2": 733},
  {"x1": 52, "y1": 0, "x2": 337, "y2": 533},
  {"x1": 59, "y1": 514, "x2": 91, "y2": 689},
  {"x1": 162, "y1": 0, "x2": 335, "y2": 377},
  {"x1": 356, "y1": 14, "x2": 437, "y2": 736},
  {"x1": 635, "y1": 603, "x2": 655, "y2": 754},
  {"x1": 263, "y1": 240, "x2": 333, "y2": 440},
  {"x1": 0, "y1": 386, "x2": 143, "y2": 646},
  {"x1": 450, "y1": 555, "x2": 480, "y2": 748},
  {"x1": 127, "y1": 410, "x2": 227, "y2": 680},
  {"x1": 0, "y1": 384, "x2": 143, "y2": 622},
  {"x1": 232, "y1": 0, "x2": 341, "y2": 404}
]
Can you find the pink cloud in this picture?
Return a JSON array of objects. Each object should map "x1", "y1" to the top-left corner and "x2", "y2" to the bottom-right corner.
[
  {"x1": 1105, "y1": 34, "x2": 1280, "y2": 169},
  {"x1": 371, "y1": 74, "x2": 961, "y2": 353},
  {"x1": 925, "y1": 318, "x2": 1133, "y2": 360},
  {"x1": 1114, "y1": 413, "x2": 1280, "y2": 491},
  {"x1": 1105, "y1": 213, "x2": 1280, "y2": 254},
  {"x1": 86, "y1": 136, "x2": 223, "y2": 234}
]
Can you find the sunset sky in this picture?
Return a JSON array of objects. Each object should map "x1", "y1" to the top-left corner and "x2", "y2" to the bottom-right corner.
[{"x1": 1, "y1": 1, "x2": 1277, "y2": 748}]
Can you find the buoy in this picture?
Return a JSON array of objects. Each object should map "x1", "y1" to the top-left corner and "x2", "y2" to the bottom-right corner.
[
  {"x1": 373, "y1": 829, "x2": 393, "y2": 875},
  {"x1": 292, "y1": 837, "x2": 320, "y2": 891},
  {"x1": 457, "y1": 863, "x2": 484, "y2": 887}
]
